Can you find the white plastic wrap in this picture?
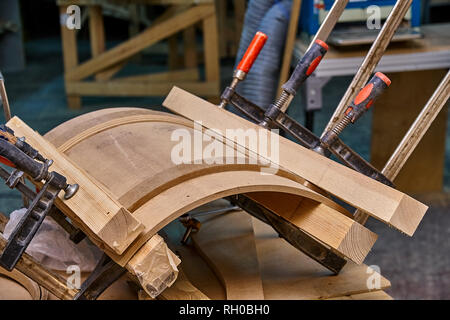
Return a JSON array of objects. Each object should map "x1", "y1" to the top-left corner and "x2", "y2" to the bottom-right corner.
[
  {"x1": 3, "y1": 208, "x2": 102, "y2": 272},
  {"x1": 128, "y1": 234, "x2": 181, "y2": 298}
]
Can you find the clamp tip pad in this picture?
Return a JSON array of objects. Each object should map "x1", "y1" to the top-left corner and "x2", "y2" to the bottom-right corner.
[
  {"x1": 237, "y1": 32, "x2": 268, "y2": 74},
  {"x1": 347, "y1": 73, "x2": 391, "y2": 123},
  {"x1": 315, "y1": 39, "x2": 329, "y2": 51},
  {"x1": 375, "y1": 72, "x2": 391, "y2": 86}
]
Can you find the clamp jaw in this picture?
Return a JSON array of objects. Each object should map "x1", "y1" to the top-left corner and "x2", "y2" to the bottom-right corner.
[{"x1": 0, "y1": 124, "x2": 79, "y2": 271}]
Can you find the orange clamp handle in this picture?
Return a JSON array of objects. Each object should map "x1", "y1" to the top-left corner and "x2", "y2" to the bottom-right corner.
[
  {"x1": 237, "y1": 32, "x2": 268, "y2": 74},
  {"x1": 346, "y1": 72, "x2": 391, "y2": 122}
]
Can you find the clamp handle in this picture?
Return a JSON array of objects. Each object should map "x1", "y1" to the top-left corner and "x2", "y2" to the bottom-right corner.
[
  {"x1": 346, "y1": 72, "x2": 391, "y2": 123},
  {"x1": 237, "y1": 32, "x2": 268, "y2": 74},
  {"x1": 282, "y1": 39, "x2": 329, "y2": 95}
]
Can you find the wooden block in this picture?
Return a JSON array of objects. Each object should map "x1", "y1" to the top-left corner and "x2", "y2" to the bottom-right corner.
[
  {"x1": 371, "y1": 69, "x2": 448, "y2": 193},
  {"x1": 6, "y1": 117, "x2": 144, "y2": 255},
  {"x1": 163, "y1": 87, "x2": 428, "y2": 236},
  {"x1": 66, "y1": 80, "x2": 219, "y2": 97},
  {"x1": 247, "y1": 192, "x2": 377, "y2": 264}
]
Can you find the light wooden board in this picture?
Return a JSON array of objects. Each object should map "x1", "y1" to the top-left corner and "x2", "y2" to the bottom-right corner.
[
  {"x1": 163, "y1": 87, "x2": 428, "y2": 236},
  {"x1": 191, "y1": 212, "x2": 264, "y2": 300},
  {"x1": 6, "y1": 117, "x2": 144, "y2": 255}
]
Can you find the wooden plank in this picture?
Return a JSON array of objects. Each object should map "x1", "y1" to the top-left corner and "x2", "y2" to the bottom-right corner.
[
  {"x1": 89, "y1": 5, "x2": 125, "y2": 81},
  {"x1": 111, "y1": 68, "x2": 199, "y2": 83},
  {"x1": 252, "y1": 218, "x2": 391, "y2": 299},
  {"x1": 202, "y1": 9, "x2": 220, "y2": 97},
  {"x1": 191, "y1": 211, "x2": 265, "y2": 300},
  {"x1": 168, "y1": 35, "x2": 182, "y2": 70},
  {"x1": 5, "y1": 117, "x2": 144, "y2": 255},
  {"x1": 59, "y1": 5, "x2": 81, "y2": 109},
  {"x1": 163, "y1": 87, "x2": 428, "y2": 236},
  {"x1": 66, "y1": 4, "x2": 214, "y2": 81},
  {"x1": 233, "y1": 0, "x2": 245, "y2": 52},
  {"x1": 95, "y1": 61, "x2": 128, "y2": 82},
  {"x1": 277, "y1": 0, "x2": 302, "y2": 96},
  {"x1": 66, "y1": 80, "x2": 219, "y2": 97},
  {"x1": 183, "y1": 26, "x2": 198, "y2": 68},
  {"x1": 89, "y1": 6, "x2": 105, "y2": 59}
]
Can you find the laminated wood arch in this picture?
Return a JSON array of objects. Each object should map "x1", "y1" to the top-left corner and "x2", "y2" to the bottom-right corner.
[{"x1": 45, "y1": 108, "x2": 376, "y2": 265}]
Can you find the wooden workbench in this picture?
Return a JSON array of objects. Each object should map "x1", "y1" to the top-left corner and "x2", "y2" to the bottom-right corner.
[{"x1": 57, "y1": 0, "x2": 220, "y2": 109}]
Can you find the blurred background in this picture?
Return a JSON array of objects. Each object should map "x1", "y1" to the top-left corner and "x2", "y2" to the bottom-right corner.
[{"x1": 0, "y1": 0, "x2": 449, "y2": 299}]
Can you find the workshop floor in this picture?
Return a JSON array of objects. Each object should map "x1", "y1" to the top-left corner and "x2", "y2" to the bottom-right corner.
[{"x1": 1, "y1": 37, "x2": 449, "y2": 299}]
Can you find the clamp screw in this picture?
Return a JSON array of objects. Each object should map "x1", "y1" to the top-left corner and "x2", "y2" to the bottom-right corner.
[{"x1": 64, "y1": 183, "x2": 79, "y2": 200}]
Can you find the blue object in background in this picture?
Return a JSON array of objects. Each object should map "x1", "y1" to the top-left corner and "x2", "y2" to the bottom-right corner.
[{"x1": 299, "y1": 0, "x2": 421, "y2": 36}]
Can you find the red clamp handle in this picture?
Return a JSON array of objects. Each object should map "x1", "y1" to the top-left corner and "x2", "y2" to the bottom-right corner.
[
  {"x1": 346, "y1": 72, "x2": 391, "y2": 122},
  {"x1": 237, "y1": 32, "x2": 268, "y2": 74}
]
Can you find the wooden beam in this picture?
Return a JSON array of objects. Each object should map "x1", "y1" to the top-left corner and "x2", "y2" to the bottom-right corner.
[
  {"x1": 59, "y1": 5, "x2": 81, "y2": 109},
  {"x1": 5, "y1": 117, "x2": 144, "y2": 255},
  {"x1": 202, "y1": 8, "x2": 220, "y2": 101},
  {"x1": 277, "y1": 0, "x2": 302, "y2": 96},
  {"x1": 89, "y1": 6, "x2": 105, "y2": 59},
  {"x1": 183, "y1": 26, "x2": 198, "y2": 68},
  {"x1": 163, "y1": 87, "x2": 428, "y2": 236},
  {"x1": 66, "y1": 80, "x2": 219, "y2": 97},
  {"x1": 247, "y1": 192, "x2": 377, "y2": 264},
  {"x1": 65, "y1": 5, "x2": 214, "y2": 81},
  {"x1": 89, "y1": 5, "x2": 125, "y2": 81},
  {"x1": 95, "y1": 61, "x2": 128, "y2": 82},
  {"x1": 111, "y1": 68, "x2": 199, "y2": 83}
]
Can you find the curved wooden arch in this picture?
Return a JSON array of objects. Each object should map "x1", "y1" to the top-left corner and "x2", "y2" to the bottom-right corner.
[
  {"x1": 0, "y1": 267, "x2": 48, "y2": 300},
  {"x1": 45, "y1": 108, "x2": 376, "y2": 265}
]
